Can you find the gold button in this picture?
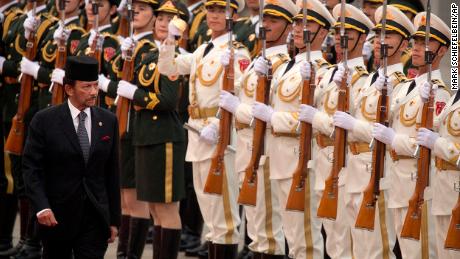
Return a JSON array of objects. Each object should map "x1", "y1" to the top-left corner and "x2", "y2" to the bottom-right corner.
[
  {"x1": 7, "y1": 55, "x2": 11, "y2": 59},
  {"x1": 9, "y1": 43, "x2": 13, "y2": 47},
  {"x1": 152, "y1": 115, "x2": 158, "y2": 120},
  {"x1": 144, "y1": 97, "x2": 148, "y2": 101}
]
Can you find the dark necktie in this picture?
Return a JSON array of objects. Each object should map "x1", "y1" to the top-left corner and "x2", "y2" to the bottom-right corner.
[
  {"x1": 406, "y1": 80, "x2": 417, "y2": 95},
  {"x1": 370, "y1": 71, "x2": 379, "y2": 86},
  {"x1": 283, "y1": 59, "x2": 296, "y2": 75},
  {"x1": 77, "y1": 111, "x2": 90, "y2": 163},
  {"x1": 453, "y1": 90, "x2": 460, "y2": 104},
  {"x1": 203, "y1": 42, "x2": 214, "y2": 57},
  {"x1": 329, "y1": 66, "x2": 339, "y2": 84}
]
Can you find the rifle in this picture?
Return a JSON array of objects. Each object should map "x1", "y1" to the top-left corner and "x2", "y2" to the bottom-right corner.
[
  {"x1": 116, "y1": 2, "x2": 130, "y2": 37},
  {"x1": 50, "y1": 0, "x2": 66, "y2": 105},
  {"x1": 4, "y1": 0, "x2": 38, "y2": 155},
  {"x1": 286, "y1": 0, "x2": 315, "y2": 212},
  {"x1": 445, "y1": 186, "x2": 460, "y2": 250},
  {"x1": 317, "y1": 0, "x2": 349, "y2": 220},
  {"x1": 89, "y1": 0, "x2": 102, "y2": 72},
  {"x1": 355, "y1": 0, "x2": 389, "y2": 230},
  {"x1": 203, "y1": 0, "x2": 234, "y2": 195},
  {"x1": 237, "y1": 0, "x2": 271, "y2": 205},
  {"x1": 115, "y1": 0, "x2": 133, "y2": 137},
  {"x1": 401, "y1": 0, "x2": 433, "y2": 240}
]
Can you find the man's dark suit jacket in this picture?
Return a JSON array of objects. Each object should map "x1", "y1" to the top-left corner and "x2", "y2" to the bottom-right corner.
[{"x1": 22, "y1": 103, "x2": 121, "y2": 236}]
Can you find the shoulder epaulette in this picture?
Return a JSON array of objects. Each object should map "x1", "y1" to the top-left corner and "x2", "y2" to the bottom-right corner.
[
  {"x1": 432, "y1": 79, "x2": 447, "y2": 89},
  {"x1": 314, "y1": 59, "x2": 330, "y2": 68},
  {"x1": 392, "y1": 71, "x2": 408, "y2": 84},
  {"x1": 236, "y1": 17, "x2": 250, "y2": 22},
  {"x1": 271, "y1": 53, "x2": 289, "y2": 73},
  {"x1": 2, "y1": 8, "x2": 23, "y2": 39},
  {"x1": 4, "y1": 7, "x2": 23, "y2": 17},
  {"x1": 232, "y1": 41, "x2": 246, "y2": 49},
  {"x1": 351, "y1": 66, "x2": 369, "y2": 85},
  {"x1": 328, "y1": 64, "x2": 337, "y2": 69},
  {"x1": 101, "y1": 32, "x2": 120, "y2": 43},
  {"x1": 134, "y1": 39, "x2": 156, "y2": 57},
  {"x1": 36, "y1": 17, "x2": 58, "y2": 42},
  {"x1": 42, "y1": 12, "x2": 59, "y2": 22},
  {"x1": 66, "y1": 24, "x2": 86, "y2": 34}
]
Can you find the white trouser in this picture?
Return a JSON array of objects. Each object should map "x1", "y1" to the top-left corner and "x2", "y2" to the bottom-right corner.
[
  {"x1": 242, "y1": 157, "x2": 285, "y2": 255},
  {"x1": 434, "y1": 215, "x2": 460, "y2": 259},
  {"x1": 346, "y1": 192, "x2": 396, "y2": 259},
  {"x1": 192, "y1": 158, "x2": 240, "y2": 244},
  {"x1": 317, "y1": 185, "x2": 352, "y2": 259},
  {"x1": 275, "y1": 178, "x2": 324, "y2": 259},
  {"x1": 392, "y1": 204, "x2": 437, "y2": 259}
]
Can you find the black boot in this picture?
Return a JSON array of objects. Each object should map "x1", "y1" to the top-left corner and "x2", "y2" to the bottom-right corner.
[
  {"x1": 214, "y1": 244, "x2": 238, "y2": 259},
  {"x1": 126, "y1": 217, "x2": 149, "y2": 259},
  {"x1": 207, "y1": 242, "x2": 214, "y2": 259},
  {"x1": 186, "y1": 240, "x2": 208, "y2": 257},
  {"x1": 159, "y1": 228, "x2": 181, "y2": 259},
  {"x1": 117, "y1": 215, "x2": 131, "y2": 259},
  {"x1": 152, "y1": 226, "x2": 161, "y2": 259},
  {"x1": 179, "y1": 227, "x2": 201, "y2": 251},
  {"x1": 0, "y1": 194, "x2": 18, "y2": 252},
  {"x1": 11, "y1": 210, "x2": 42, "y2": 259}
]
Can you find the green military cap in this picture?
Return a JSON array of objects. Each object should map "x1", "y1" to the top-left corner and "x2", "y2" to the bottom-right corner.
[
  {"x1": 373, "y1": 5, "x2": 415, "y2": 39},
  {"x1": 65, "y1": 56, "x2": 99, "y2": 82},
  {"x1": 413, "y1": 12, "x2": 451, "y2": 47},
  {"x1": 204, "y1": 0, "x2": 245, "y2": 13},
  {"x1": 156, "y1": 0, "x2": 189, "y2": 22},
  {"x1": 332, "y1": 3, "x2": 375, "y2": 34},
  {"x1": 389, "y1": 0, "x2": 424, "y2": 16},
  {"x1": 294, "y1": 0, "x2": 335, "y2": 29},
  {"x1": 133, "y1": 0, "x2": 160, "y2": 9},
  {"x1": 263, "y1": 0, "x2": 300, "y2": 24}
]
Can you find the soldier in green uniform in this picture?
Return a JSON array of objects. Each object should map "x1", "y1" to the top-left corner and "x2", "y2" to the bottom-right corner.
[
  {"x1": 187, "y1": 0, "x2": 207, "y2": 52},
  {"x1": 234, "y1": 0, "x2": 260, "y2": 59},
  {"x1": 0, "y1": 1, "x2": 25, "y2": 255}
]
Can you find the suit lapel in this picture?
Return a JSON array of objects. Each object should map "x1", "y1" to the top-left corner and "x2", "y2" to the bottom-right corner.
[
  {"x1": 59, "y1": 104, "x2": 83, "y2": 155},
  {"x1": 88, "y1": 107, "x2": 101, "y2": 161}
]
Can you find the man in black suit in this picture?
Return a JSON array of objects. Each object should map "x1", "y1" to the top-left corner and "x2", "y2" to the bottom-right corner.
[{"x1": 22, "y1": 56, "x2": 121, "y2": 259}]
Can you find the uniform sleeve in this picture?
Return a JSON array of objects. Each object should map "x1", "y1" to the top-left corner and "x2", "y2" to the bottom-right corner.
[
  {"x1": 2, "y1": 60, "x2": 20, "y2": 77},
  {"x1": 132, "y1": 72, "x2": 180, "y2": 111},
  {"x1": 158, "y1": 44, "x2": 194, "y2": 76},
  {"x1": 36, "y1": 66, "x2": 52, "y2": 84},
  {"x1": 392, "y1": 133, "x2": 417, "y2": 156},
  {"x1": 312, "y1": 111, "x2": 334, "y2": 136},
  {"x1": 234, "y1": 102, "x2": 252, "y2": 124},
  {"x1": 271, "y1": 111, "x2": 299, "y2": 133},
  {"x1": 433, "y1": 137, "x2": 460, "y2": 164},
  {"x1": 352, "y1": 119, "x2": 373, "y2": 143}
]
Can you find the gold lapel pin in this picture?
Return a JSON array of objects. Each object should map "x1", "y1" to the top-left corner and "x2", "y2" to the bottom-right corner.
[{"x1": 99, "y1": 122, "x2": 103, "y2": 127}]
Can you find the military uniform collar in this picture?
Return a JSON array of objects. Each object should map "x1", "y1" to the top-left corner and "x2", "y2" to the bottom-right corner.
[
  {"x1": 266, "y1": 45, "x2": 287, "y2": 56},
  {"x1": 415, "y1": 69, "x2": 442, "y2": 85},
  {"x1": 0, "y1": 1, "x2": 16, "y2": 13},
  {"x1": 340, "y1": 56, "x2": 365, "y2": 70},
  {"x1": 134, "y1": 31, "x2": 153, "y2": 41},
  {"x1": 155, "y1": 40, "x2": 161, "y2": 48},
  {"x1": 27, "y1": 4, "x2": 47, "y2": 16},
  {"x1": 378, "y1": 63, "x2": 403, "y2": 76},
  {"x1": 188, "y1": 1, "x2": 202, "y2": 12},
  {"x1": 65, "y1": 16, "x2": 80, "y2": 26},
  {"x1": 210, "y1": 32, "x2": 231, "y2": 47},
  {"x1": 250, "y1": 15, "x2": 259, "y2": 25}
]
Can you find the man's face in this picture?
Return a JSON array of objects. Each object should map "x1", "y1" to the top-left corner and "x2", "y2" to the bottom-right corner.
[
  {"x1": 363, "y1": 2, "x2": 380, "y2": 24},
  {"x1": 411, "y1": 36, "x2": 442, "y2": 67},
  {"x1": 373, "y1": 31, "x2": 404, "y2": 60},
  {"x1": 334, "y1": 28, "x2": 361, "y2": 53},
  {"x1": 55, "y1": 0, "x2": 81, "y2": 14},
  {"x1": 133, "y1": 2, "x2": 155, "y2": 30},
  {"x1": 293, "y1": 20, "x2": 321, "y2": 48},
  {"x1": 263, "y1": 15, "x2": 288, "y2": 42},
  {"x1": 66, "y1": 80, "x2": 99, "y2": 109},
  {"x1": 206, "y1": 5, "x2": 227, "y2": 33},
  {"x1": 86, "y1": 0, "x2": 112, "y2": 23}
]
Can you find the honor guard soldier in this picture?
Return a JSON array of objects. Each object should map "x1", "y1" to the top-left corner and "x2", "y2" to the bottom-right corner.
[
  {"x1": 298, "y1": 3, "x2": 374, "y2": 258},
  {"x1": 158, "y1": 0, "x2": 250, "y2": 257},
  {"x1": 332, "y1": 5, "x2": 414, "y2": 259},
  {"x1": 233, "y1": 0, "x2": 260, "y2": 59},
  {"x1": 0, "y1": 1, "x2": 24, "y2": 256},
  {"x1": 388, "y1": 0, "x2": 424, "y2": 78},
  {"x1": 361, "y1": 0, "x2": 383, "y2": 73},
  {"x1": 220, "y1": 0, "x2": 298, "y2": 257},
  {"x1": 187, "y1": 0, "x2": 209, "y2": 52},
  {"x1": 371, "y1": 10, "x2": 452, "y2": 259}
]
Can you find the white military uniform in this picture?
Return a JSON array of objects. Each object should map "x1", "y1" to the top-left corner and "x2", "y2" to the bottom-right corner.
[
  {"x1": 430, "y1": 92, "x2": 460, "y2": 259},
  {"x1": 234, "y1": 45, "x2": 289, "y2": 255},
  {"x1": 388, "y1": 69, "x2": 450, "y2": 259},
  {"x1": 311, "y1": 56, "x2": 369, "y2": 259},
  {"x1": 345, "y1": 64, "x2": 407, "y2": 259},
  {"x1": 158, "y1": 32, "x2": 250, "y2": 244},
  {"x1": 269, "y1": 50, "x2": 329, "y2": 259}
]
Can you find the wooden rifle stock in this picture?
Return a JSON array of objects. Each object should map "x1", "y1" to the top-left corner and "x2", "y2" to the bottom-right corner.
[
  {"x1": 115, "y1": 49, "x2": 134, "y2": 137},
  {"x1": 203, "y1": 53, "x2": 234, "y2": 195},
  {"x1": 355, "y1": 92, "x2": 388, "y2": 230},
  {"x1": 400, "y1": 93, "x2": 434, "y2": 240},
  {"x1": 237, "y1": 70, "x2": 270, "y2": 205},
  {"x1": 444, "y1": 193, "x2": 460, "y2": 250},
  {"x1": 117, "y1": 14, "x2": 129, "y2": 37},
  {"x1": 5, "y1": 19, "x2": 38, "y2": 155},
  {"x1": 285, "y1": 66, "x2": 316, "y2": 211},
  {"x1": 317, "y1": 70, "x2": 349, "y2": 219},
  {"x1": 51, "y1": 36, "x2": 67, "y2": 105}
]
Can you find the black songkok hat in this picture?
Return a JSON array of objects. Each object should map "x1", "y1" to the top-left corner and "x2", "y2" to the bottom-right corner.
[{"x1": 65, "y1": 56, "x2": 99, "y2": 82}]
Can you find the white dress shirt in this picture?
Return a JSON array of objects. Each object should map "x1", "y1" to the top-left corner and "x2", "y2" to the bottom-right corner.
[{"x1": 68, "y1": 100, "x2": 92, "y2": 144}]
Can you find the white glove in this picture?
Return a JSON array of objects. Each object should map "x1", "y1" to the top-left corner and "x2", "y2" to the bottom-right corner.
[
  {"x1": 20, "y1": 57, "x2": 39, "y2": 79},
  {"x1": 98, "y1": 74, "x2": 110, "y2": 93},
  {"x1": 333, "y1": 64, "x2": 351, "y2": 86},
  {"x1": 200, "y1": 123, "x2": 218, "y2": 145},
  {"x1": 374, "y1": 71, "x2": 393, "y2": 95},
  {"x1": 220, "y1": 49, "x2": 231, "y2": 67},
  {"x1": 117, "y1": 0, "x2": 127, "y2": 12},
  {"x1": 416, "y1": 128, "x2": 439, "y2": 150},
  {"x1": 51, "y1": 68, "x2": 65, "y2": 85},
  {"x1": 0, "y1": 13, "x2": 4, "y2": 24},
  {"x1": 362, "y1": 41, "x2": 373, "y2": 61},
  {"x1": 168, "y1": 21, "x2": 182, "y2": 38},
  {"x1": 24, "y1": 14, "x2": 38, "y2": 41},
  {"x1": 117, "y1": 80, "x2": 138, "y2": 100},
  {"x1": 254, "y1": 56, "x2": 269, "y2": 75},
  {"x1": 88, "y1": 29, "x2": 104, "y2": 49},
  {"x1": 333, "y1": 111, "x2": 356, "y2": 131},
  {"x1": 300, "y1": 61, "x2": 313, "y2": 80},
  {"x1": 372, "y1": 123, "x2": 395, "y2": 146},
  {"x1": 299, "y1": 104, "x2": 318, "y2": 124},
  {"x1": 121, "y1": 37, "x2": 136, "y2": 59},
  {"x1": 53, "y1": 23, "x2": 69, "y2": 42},
  {"x1": 0, "y1": 56, "x2": 5, "y2": 74},
  {"x1": 219, "y1": 90, "x2": 240, "y2": 114},
  {"x1": 252, "y1": 102, "x2": 273, "y2": 123},
  {"x1": 419, "y1": 81, "x2": 438, "y2": 100}
]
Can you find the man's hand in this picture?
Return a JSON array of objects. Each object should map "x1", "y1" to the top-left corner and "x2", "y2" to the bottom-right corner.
[
  {"x1": 37, "y1": 209, "x2": 58, "y2": 227},
  {"x1": 108, "y1": 226, "x2": 118, "y2": 243}
]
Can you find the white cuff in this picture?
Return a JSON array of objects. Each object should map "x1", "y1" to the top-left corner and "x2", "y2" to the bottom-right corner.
[{"x1": 36, "y1": 208, "x2": 51, "y2": 217}]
